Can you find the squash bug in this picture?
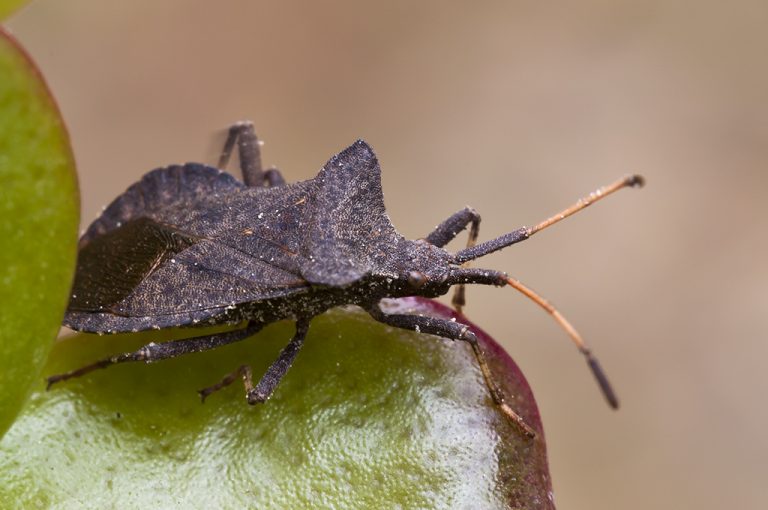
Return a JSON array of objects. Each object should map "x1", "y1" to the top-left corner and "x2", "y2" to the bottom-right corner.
[{"x1": 48, "y1": 121, "x2": 643, "y2": 438}]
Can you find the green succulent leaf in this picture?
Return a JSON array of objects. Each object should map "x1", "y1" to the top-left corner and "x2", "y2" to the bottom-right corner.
[
  {"x1": 0, "y1": 300, "x2": 553, "y2": 509},
  {"x1": 0, "y1": 28, "x2": 79, "y2": 437},
  {"x1": 0, "y1": 0, "x2": 28, "y2": 21}
]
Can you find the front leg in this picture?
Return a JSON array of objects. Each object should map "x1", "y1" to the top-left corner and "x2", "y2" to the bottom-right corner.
[
  {"x1": 425, "y1": 206, "x2": 480, "y2": 248},
  {"x1": 424, "y1": 207, "x2": 481, "y2": 313},
  {"x1": 367, "y1": 303, "x2": 535, "y2": 438}
]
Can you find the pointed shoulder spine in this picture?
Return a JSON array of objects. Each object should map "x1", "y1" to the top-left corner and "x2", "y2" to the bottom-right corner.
[
  {"x1": 319, "y1": 139, "x2": 378, "y2": 177},
  {"x1": 300, "y1": 139, "x2": 401, "y2": 287}
]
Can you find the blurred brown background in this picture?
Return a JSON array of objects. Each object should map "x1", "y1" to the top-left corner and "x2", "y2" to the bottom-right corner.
[{"x1": 8, "y1": 1, "x2": 767, "y2": 508}]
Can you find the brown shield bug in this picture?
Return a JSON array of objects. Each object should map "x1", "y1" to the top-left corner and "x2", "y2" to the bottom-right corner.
[{"x1": 48, "y1": 121, "x2": 643, "y2": 437}]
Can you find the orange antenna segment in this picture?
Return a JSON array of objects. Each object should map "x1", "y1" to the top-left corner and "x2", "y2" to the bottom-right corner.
[
  {"x1": 528, "y1": 174, "x2": 644, "y2": 237},
  {"x1": 505, "y1": 276, "x2": 619, "y2": 409},
  {"x1": 454, "y1": 174, "x2": 644, "y2": 264}
]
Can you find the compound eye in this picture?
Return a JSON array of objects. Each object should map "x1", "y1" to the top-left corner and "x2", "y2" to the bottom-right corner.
[{"x1": 407, "y1": 270, "x2": 428, "y2": 289}]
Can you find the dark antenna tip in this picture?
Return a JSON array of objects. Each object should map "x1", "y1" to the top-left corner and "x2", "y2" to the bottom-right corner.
[
  {"x1": 627, "y1": 174, "x2": 645, "y2": 188},
  {"x1": 587, "y1": 355, "x2": 620, "y2": 410}
]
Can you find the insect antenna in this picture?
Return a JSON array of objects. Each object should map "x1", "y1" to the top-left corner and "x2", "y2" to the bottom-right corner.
[
  {"x1": 454, "y1": 174, "x2": 644, "y2": 264},
  {"x1": 504, "y1": 276, "x2": 619, "y2": 409},
  {"x1": 448, "y1": 172, "x2": 645, "y2": 409},
  {"x1": 450, "y1": 267, "x2": 620, "y2": 409}
]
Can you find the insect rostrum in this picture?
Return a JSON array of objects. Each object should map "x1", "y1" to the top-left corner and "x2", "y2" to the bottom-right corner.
[{"x1": 48, "y1": 121, "x2": 643, "y2": 438}]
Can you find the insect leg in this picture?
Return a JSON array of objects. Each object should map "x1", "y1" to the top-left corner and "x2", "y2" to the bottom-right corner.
[
  {"x1": 367, "y1": 304, "x2": 536, "y2": 438},
  {"x1": 448, "y1": 267, "x2": 620, "y2": 409},
  {"x1": 248, "y1": 318, "x2": 310, "y2": 403},
  {"x1": 217, "y1": 121, "x2": 265, "y2": 187},
  {"x1": 424, "y1": 207, "x2": 481, "y2": 314},
  {"x1": 424, "y1": 207, "x2": 480, "y2": 248},
  {"x1": 46, "y1": 322, "x2": 264, "y2": 389},
  {"x1": 264, "y1": 167, "x2": 286, "y2": 187},
  {"x1": 199, "y1": 318, "x2": 310, "y2": 404}
]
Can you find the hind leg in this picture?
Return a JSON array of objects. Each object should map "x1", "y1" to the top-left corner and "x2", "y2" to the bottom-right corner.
[{"x1": 47, "y1": 322, "x2": 264, "y2": 390}]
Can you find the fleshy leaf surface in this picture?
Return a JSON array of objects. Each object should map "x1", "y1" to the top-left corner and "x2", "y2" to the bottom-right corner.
[
  {"x1": 0, "y1": 299, "x2": 553, "y2": 509},
  {"x1": 0, "y1": 0, "x2": 27, "y2": 21},
  {"x1": 0, "y1": 28, "x2": 79, "y2": 437}
]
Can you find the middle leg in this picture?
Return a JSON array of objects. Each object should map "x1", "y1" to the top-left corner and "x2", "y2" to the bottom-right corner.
[{"x1": 199, "y1": 317, "x2": 311, "y2": 404}]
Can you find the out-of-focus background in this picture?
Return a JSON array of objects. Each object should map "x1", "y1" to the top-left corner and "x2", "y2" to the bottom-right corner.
[{"x1": 7, "y1": 1, "x2": 766, "y2": 508}]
